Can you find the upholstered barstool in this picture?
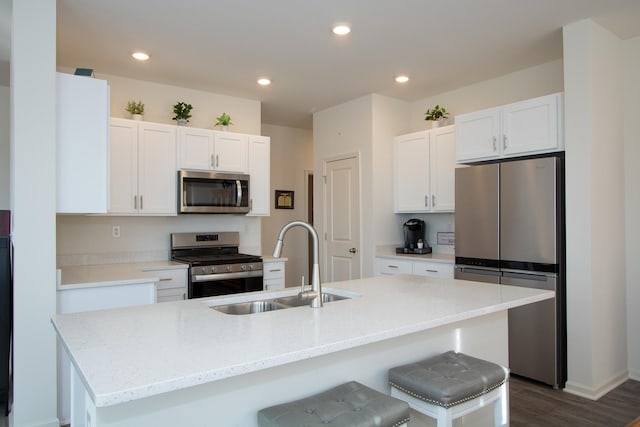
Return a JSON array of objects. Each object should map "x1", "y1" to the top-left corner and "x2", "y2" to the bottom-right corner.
[
  {"x1": 258, "y1": 381, "x2": 410, "y2": 427},
  {"x1": 389, "y1": 351, "x2": 509, "y2": 427}
]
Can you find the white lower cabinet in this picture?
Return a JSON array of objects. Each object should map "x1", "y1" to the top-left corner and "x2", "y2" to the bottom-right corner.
[
  {"x1": 376, "y1": 258, "x2": 413, "y2": 275},
  {"x1": 263, "y1": 260, "x2": 285, "y2": 290},
  {"x1": 375, "y1": 257, "x2": 454, "y2": 279},
  {"x1": 143, "y1": 267, "x2": 188, "y2": 303},
  {"x1": 57, "y1": 281, "x2": 156, "y2": 425},
  {"x1": 411, "y1": 260, "x2": 454, "y2": 279}
]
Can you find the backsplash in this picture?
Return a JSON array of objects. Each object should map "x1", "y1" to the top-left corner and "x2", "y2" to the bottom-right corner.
[{"x1": 56, "y1": 214, "x2": 262, "y2": 267}]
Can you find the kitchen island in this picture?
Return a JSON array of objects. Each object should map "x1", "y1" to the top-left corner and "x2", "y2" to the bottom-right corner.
[{"x1": 52, "y1": 274, "x2": 553, "y2": 427}]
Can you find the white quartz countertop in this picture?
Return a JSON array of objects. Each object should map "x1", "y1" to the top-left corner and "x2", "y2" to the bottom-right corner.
[
  {"x1": 51, "y1": 275, "x2": 553, "y2": 408},
  {"x1": 57, "y1": 261, "x2": 188, "y2": 290},
  {"x1": 376, "y1": 245, "x2": 455, "y2": 263}
]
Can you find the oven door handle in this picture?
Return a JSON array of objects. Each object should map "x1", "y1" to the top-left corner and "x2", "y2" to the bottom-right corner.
[{"x1": 193, "y1": 270, "x2": 263, "y2": 282}]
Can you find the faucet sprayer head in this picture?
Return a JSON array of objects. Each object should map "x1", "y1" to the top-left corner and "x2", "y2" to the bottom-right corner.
[{"x1": 273, "y1": 239, "x2": 283, "y2": 258}]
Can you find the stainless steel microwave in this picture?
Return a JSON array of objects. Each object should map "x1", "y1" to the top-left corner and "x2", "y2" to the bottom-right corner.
[{"x1": 178, "y1": 170, "x2": 250, "y2": 214}]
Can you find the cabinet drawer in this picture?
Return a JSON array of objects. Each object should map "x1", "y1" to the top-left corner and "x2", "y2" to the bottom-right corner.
[
  {"x1": 157, "y1": 287, "x2": 187, "y2": 303},
  {"x1": 264, "y1": 278, "x2": 285, "y2": 291},
  {"x1": 149, "y1": 268, "x2": 187, "y2": 291},
  {"x1": 412, "y1": 261, "x2": 454, "y2": 279},
  {"x1": 263, "y1": 262, "x2": 285, "y2": 279},
  {"x1": 376, "y1": 258, "x2": 412, "y2": 275}
]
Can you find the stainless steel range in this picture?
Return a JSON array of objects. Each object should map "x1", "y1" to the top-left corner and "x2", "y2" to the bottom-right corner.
[{"x1": 171, "y1": 232, "x2": 263, "y2": 299}]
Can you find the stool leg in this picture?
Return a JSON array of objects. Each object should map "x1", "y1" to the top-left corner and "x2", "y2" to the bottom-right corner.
[
  {"x1": 436, "y1": 406, "x2": 454, "y2": 427},
  {"x1": 494, "y1": 382, "x2": 509, "y2": 426}
]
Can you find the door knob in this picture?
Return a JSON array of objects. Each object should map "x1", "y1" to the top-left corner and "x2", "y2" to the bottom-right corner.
[{"x1": 349, "y1": 248, "x2": 358, "y2": 254}]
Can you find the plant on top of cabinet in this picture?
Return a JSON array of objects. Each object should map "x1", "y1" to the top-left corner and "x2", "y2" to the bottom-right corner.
[
  {"x1": 125, "y1": 100, "x2": 144, "y2": 120},
  {"x1": 425, "y1": 105, "x2": 449, "y2": 128},
  {"x1": 172, "y1": 101, "x2": 193, "y2": 125},
  {"x1": 215, "y1": 112, "x2": 233, "y2": 131}
]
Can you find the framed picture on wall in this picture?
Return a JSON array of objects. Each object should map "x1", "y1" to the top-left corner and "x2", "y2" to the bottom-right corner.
[{"x1": 275, "y1": 190, "x2": 294, "y2": 209}]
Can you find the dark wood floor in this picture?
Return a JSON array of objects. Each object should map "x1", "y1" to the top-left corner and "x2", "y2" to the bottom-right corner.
[{"x1": 510, "y1": 375, "x2": 640, "y2": 427}]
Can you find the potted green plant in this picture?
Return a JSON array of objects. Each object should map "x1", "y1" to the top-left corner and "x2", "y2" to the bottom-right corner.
[
  {"x1": 125, "y1": 100, "x2": 145, "y2": 121},
  {"x1": 172, "y1": 102, "x2": 193, "y2": 125},
  {"x1": 424, "y1": 105, "x2": 449, "y2": 128},
  {"x1": 215, "y1": 112, "x2": 233, "y2": 131}
]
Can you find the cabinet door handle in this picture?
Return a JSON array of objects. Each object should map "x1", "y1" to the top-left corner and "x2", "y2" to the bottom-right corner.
[
  {"x1": 432, "y1": 195, "x2": 436, "y2": 207},
  {"x1": 134, "y1": 195, "x2": 138, "y2": 209},
  {"x1": 182, "y1": 293, "x2": 186, "y2": 300},
  {"x1": 211, "y1": 154, "x2": 215, "y2": 168},
  {"x1": 250, "y1": 199, "x2": 253, "y2": 210},
  {"x1": 215, "y1": 154, "x2": 219, "y2": 168},
  {"x1": 492, "y1": 136, "x2": 497, "y2": 151},
  {"x1": 140, "y1": 195, "x2": 143, "y2": 210},
  {"x1": 503, "y1": 134, "x2": 507, "y2": 150},
  {"x1": 425, "y1": 195, "x2": 429, "y2": 207}
]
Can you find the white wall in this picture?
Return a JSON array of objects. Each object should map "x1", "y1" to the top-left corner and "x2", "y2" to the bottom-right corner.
[
  {"x1": 563, "y1": 19, "x2": 628, "y2": 398},
  {"x1": 623, "y1": 36, "x2": 640, "y2": 380},
  {"x1": 0, "y1": 85, "x2": 8, "y2": 209},
  {"x1": 10, "y1": 0, "x2": 59, "y2": 425},
  {"x1": 408, "y1": 59, "x2": 565, "y2": 132},
  {"x1": 260, "y1": 124, "x2": 313, "y2": 286},
  {"x1": 58, "y1": 69, "x2": 261, "y2": 135}
]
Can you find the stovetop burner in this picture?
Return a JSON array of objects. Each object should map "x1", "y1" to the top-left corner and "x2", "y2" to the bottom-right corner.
[{"x1": 170, "y1": 231, "x2": 262, "y2": 267}]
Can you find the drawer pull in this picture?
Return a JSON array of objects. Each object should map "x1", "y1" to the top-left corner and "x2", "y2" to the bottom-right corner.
[
  {"x1": 269, "y1": 269, "x2": 282, "y2": 272},
  {"x1": 159, "y1": 277, "x2": 172, "y2": 282},
  {"x1": 426, "y1": 269, "x2": 438, "y2": 273},
  {"x1": 388, "y1": 265, "x2": 399, "y2": 269}
]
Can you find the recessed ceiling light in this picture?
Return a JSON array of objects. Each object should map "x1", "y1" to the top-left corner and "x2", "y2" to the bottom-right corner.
[
  {"x1": 395, "y1": 75, "x2": 410, "y2": 83},
  {"x1": 257, "y1": 78, "x2": 271, "y2": 86},
  {"x1": 332, "y1": 24, "x2": 351, "y2": 36},
  {"x1": 132, "y1": 52, "x2": 150, "y2": 61}
]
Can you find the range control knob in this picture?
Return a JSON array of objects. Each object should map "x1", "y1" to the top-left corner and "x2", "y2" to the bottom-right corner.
[
  {"x1": 241, "y1": 264, "x2": 247, "y2": 271},
  {"x1": 226, "y1": 265, "x2": 232, "y2": 272},
  {"x1": 210, "y1": 266, "x2": 217, "y2": 274}
]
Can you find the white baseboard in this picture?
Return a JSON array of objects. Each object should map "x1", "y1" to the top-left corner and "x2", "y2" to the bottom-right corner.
[
  {"x1": 564, "y1": 369, "x2": 629, "y2": 400},
  {"x1": 629, "y1": 367, "x2": 640, "y2": 381}
]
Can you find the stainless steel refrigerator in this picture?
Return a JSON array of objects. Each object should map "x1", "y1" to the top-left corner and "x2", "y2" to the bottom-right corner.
[{"x1": 454, "y1": 155, "x2": 566, "y2": 388}]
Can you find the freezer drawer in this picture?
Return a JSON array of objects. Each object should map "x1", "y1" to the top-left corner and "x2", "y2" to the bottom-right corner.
[
  {"x1": 453, "y1": 265, "x2": 500, "y2": 284},
  {"x1": 502, "y1": 271, "x2": 560, "y2": 387}
]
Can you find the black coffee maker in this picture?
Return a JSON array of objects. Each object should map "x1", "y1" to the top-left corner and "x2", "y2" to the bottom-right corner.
[{"x1": 396, "y1": 218, "x2": 432, "y2": 254}]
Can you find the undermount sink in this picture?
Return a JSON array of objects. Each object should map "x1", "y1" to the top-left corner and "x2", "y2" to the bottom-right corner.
[
  {"x1": 212, "y1": 300, "x2": 288, "y2": 315},
  {"x1": 273, "y1": 292, "x2": 350, "y2": 307},
  {"x1": 211, "y1": 292, "x2": 352, "y2": 315}
]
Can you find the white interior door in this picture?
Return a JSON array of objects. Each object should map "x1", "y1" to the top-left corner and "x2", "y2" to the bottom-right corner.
[{"x1": 324, "y1": 155, "x2": 360, "y2": 282}]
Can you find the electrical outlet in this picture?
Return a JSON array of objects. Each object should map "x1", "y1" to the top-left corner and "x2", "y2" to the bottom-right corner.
[{"x1": 112, "y1": 226, "x2": 121, "y2": 238}]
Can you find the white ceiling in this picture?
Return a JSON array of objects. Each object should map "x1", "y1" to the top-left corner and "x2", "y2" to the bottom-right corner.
[{"x1": 2, "y1": 0, "x2": 640, "y2": 128}]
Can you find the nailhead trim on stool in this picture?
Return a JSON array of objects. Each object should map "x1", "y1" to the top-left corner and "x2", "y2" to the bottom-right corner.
[
  {"x1": 388, "y1": 351, "x2": 509, "y2": 427},
  {"x1": 257, "y1": 381, "x2": 410, "y2": 427}
]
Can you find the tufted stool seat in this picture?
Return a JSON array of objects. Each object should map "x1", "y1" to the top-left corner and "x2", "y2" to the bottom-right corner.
[
  {"x1": 388, "y1": 351, "x2": 509, "y2": 427},
  {"x1": 257, "y1": 381, "x2": 410, "y2": 427}
]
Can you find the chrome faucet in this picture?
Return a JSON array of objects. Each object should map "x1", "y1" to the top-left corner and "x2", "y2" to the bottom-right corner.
[{"x1": 273, "y1": 220, "x2": 322, "y2": 308}]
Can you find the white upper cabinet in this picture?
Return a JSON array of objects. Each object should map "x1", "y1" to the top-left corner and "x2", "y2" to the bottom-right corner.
[
  {"x1": 109, "y1": 119, "x2": 177, "y2": 215},
  {"x1": 177, "y1": 129, "x2": 248, "y2": 173},
  {"x1": 454, "y1": 108, "x2": 501, "y2": 162},
  {"x1": 394, "y1": 125, "x2": 456, "y2": 213},
  {"x1": 429, "y1": 126, "x2": 456, "y2": 212},
  {"x1": 455, "y1": 93, "x2": 563, "y2": 163},
  {"x1": 213, "y1": 132, "x2": 249, "y2": 173},
  {"x1": 247, "y1": 135, "x2": 270, "y2": 216},
  {"x1": 56, "y1": 73, "x2": 109, "y2": 214},
  {"x1": 178, "y1": 127, "x2": 215, "y2": 171}
]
